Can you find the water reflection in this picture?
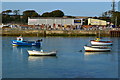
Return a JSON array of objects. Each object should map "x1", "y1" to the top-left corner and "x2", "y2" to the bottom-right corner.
[
  {"x1": 84, "y1": 52, "x2": 111, "y2": 55},
  {"x1": 12, "y1": 46, "x2": 42, "y2": 54},
  {"x1": 28, "y1": 56, "x2": 57, "y2": 62},
  {"x1": 28, "y1": 56, "x2": 57, "y2": 67},
  {"x1": 13, "y1": 46, "x2": 41, "y2": 49}
]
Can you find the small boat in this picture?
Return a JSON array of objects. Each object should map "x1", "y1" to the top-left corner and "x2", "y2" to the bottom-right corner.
[
  {"x1": 84, "y1": 46, "x2": 111, "y2": 52},
  {"x1": 12, "y1": 36, "x2": 42, "y2": 46},
  {"x1": 91, "y1": 45, "x2": 111, "y2": 48},
  {"x1": 90, "y1": 38, "x2": 112, "y2": 46},
  {"x1": 27, "y1": 50, "x2": 57, "y2": 56}
]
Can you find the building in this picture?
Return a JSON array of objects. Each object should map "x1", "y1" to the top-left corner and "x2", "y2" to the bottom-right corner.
[
  {"x1": 28, "y1": 17, "x2": 85, "y2": 26},
  {"x1": 88, "y1": 18, "x2": 107, "y2": 25}
]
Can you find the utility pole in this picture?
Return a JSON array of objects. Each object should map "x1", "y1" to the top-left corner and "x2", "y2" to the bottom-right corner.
[
  {"x1": 115, "y1": 16, "x2": 117, "y2": 27},
  {"x1": 112, "y1": 0, "x2": 115, "y2": 12},
  {"x1": 111, "y1": 0, "x2": 117, "y2": 27}
]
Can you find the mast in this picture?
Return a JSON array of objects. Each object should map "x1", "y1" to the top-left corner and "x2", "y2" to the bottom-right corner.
[
  {"x1": 115, "y1": 16, "x2": 117, "y2": 27},
  {"x1": 112, "y1": 0, "x2": 115, "y2": 12}
]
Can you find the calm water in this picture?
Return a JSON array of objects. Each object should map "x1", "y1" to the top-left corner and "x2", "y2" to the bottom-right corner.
[{"x1": 2, "y1": 37, "x2": 119, "y2": 78}]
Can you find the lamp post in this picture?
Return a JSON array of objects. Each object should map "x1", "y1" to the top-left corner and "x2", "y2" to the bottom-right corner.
[{"x1": 115, "y1": 16, "x2": 117, "y2": 27}]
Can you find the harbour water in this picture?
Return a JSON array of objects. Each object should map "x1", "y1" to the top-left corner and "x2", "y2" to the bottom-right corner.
[{"x1": 2, "y1": 36, "x2": 119, "y2": 78}]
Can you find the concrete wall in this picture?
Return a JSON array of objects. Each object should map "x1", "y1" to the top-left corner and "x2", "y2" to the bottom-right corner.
[{"x1": 2, "y1": 29, "x2": 110, "y2": 37}]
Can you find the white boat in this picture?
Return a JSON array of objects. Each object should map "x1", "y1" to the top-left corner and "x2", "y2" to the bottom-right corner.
[
  {"x1": 90, "y1": 38, "x2": 112, "y2": 46},
  {"x1": 91, "y1": 45, "x2": 111, "y2": 47},
  {"x1": 84, "y1": 46, "x2": 111, "y2": 52},
  {"x1": 27, "y1": 50, "x2": 57, "y2": 56}
]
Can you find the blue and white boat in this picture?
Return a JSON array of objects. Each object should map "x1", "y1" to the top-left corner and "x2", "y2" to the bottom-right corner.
[{"x1": 12, "y1": 36, "x2": 42, "y2": 46}]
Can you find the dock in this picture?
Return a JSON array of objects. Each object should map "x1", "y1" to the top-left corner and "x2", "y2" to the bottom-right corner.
[{"x1": 110, "y1": 30, "x2": 120, "y2": 37}]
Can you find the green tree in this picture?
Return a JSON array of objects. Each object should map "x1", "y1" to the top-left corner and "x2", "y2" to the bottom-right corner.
[
  {"x1": 2, "y1": 10, "x2": 13, "y2": 23},
  {"x1": 2, "y1": 10, "x2": 12, "y2": 15},
  {"x1": 102, "y1": 10, "x2": 113, "y2": 17},
  {"x1": 51, "y1": 10, "x2": 64, "y2": 17},
  {"x1": 42, "y1": 12, "x2": 52, "y2": 17},
  {"x1": 98, "y1": 17, "x2": 111, "y2": 22},
  {"x1": 23, "y1": 10, "x2": 40, "y2": 23},
  {"x1": 41, "y1": 10, "x2": 64, "y2": 17},
  {"x1": 13, "y1": 10, "x2": 20, "y2": 15},
  {"x1": 2, "y1": 11, "x2": 6, "y2": 14},
  {"x1": 5, "y1": 10, "x2": 12, "y2": 15},
  {"x1": 111, "y1": 11, "x2": 120, "y2": 27},
  {"x1": 23, "y1": 10, "x2": 40, "y2": 17}
]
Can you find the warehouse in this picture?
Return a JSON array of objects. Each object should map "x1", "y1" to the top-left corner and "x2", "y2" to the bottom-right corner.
[
  {"x1": 88, "y1": 18, "x2": 107, "y2": 25},
  {"x1": 28, "y1": 17, "x2": 85, "y2": 26}
]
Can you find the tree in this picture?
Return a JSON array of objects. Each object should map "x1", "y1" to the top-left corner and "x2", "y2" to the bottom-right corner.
[
  {"x1": 13, "y1": 10, "x2": 20, "y2": 15},
  {"x1": 51, "y1": 10, "x2": 64, "y2": 17},
  {"x1": 23, "y1": 10, "x2": 40, "y2": 17},
  {"x1": 2, "y1": 11, "x2": 6, "y2": 15},
  {"x1": 23, "y1": 10, "x2": 40, "y2": 23},
  {"x1": 5, "y1": 10, "x2": 12, "y2": 15},
  {"x1": 97, "y1": 17, "x2": 111, "y2": 22},
  {"x1": 102, "y1": 10, "x2": 113, "y2": 17},
  {"x1": 111, "y1": 11, "x2": 120, "y2": 27},
  {"x1": 2, "y1": 10, "x2": 12, "y2": 15},
  {"x1": 42, "y1": 12, "x2": 52, "y2": 17},
  {"x1": 2, "y1": 10, "x2": 13, "y2": 23},
  {"x1": 41, "y1": 10, "x2": 64, "y2": 17}
]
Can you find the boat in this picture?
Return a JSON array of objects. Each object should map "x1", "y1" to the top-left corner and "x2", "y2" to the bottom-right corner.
[
  {"x1": 91, "y1": 45, "x2": 111, "y2": 47},
  {"x1": 12, "y1": 36, "x2": 42, "y2": 46},
  {"x1": 90, "y1": 38, "x2": 112, "y2": 46},
  {"x1": 27, "y1": 50, "x2": 57, "y2": 56},
  {"x1": 84, "y1": 46, "x2": 111, "y2": 52}
]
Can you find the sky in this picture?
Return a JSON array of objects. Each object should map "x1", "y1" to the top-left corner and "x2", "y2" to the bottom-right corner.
[
  {"x1": 118, "y1": 1, "x2": 120, "y2": 11},
  {"x1": 1, "y1": 0, "x2": 120, "y2": 2},
  {"x1": 2, "y1": 2, "x2": 119, "y2": 17}
]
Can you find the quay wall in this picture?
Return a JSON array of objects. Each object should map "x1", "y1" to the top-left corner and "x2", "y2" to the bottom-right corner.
[{"x1": 1, "y1": 29, "x2": 111, "y2": 37}]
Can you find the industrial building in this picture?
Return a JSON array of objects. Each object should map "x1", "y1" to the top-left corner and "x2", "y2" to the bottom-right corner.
[
  {"x1": 88, "y1": 18, "x2": 107, "y2": 25},
  {"x1": 28, "y1": 17, "x2": 108, "y2": 27},
  {"x1": 28, "y1": 17, "x2": 85, "y2": 26}
]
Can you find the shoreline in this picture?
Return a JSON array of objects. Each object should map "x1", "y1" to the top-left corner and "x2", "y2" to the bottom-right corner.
[{"x1": 1, "y1": 30, "x2": 111, "y2": 37}]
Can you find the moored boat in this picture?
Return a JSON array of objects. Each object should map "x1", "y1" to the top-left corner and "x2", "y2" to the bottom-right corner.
[
  {"x1": 27, "y1": 50, "x2": 57, "y2": 56},
  {"x1": 12, "y1": 36, "x2": 42, "y2": 46},
  {"x1": 90, "y1": 38, "x2": 112, "y2": 46},
  {"x1": 84, "y1": 46, "x2": 111, "y2": 52}
]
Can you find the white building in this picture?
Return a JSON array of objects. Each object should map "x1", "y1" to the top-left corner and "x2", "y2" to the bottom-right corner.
[
  {"x1": 28, "y1": 17, "x2": 84, "y2": 26},
  {"x1": 88, "y1": 18, "x2": 107, "y2": 25}
]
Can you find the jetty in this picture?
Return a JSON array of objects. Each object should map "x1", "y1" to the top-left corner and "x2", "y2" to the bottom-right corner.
[{"x1": 110, "y1": 30, "x2": 120, "y2": 37}]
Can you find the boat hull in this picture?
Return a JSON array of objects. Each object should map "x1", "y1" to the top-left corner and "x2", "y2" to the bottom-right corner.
[
  {"x1": 12, "y1": 40, "x2": 41, "y2": 46},
  {"x1": 28, "y1": 50, "x2": 56, "y2": 56},
  {"x1": 84, "y1": 46, "x2": 111, "y2": 52},
  {"x1": 90, "y1": 40, "x2": 112, "y2": 46}
]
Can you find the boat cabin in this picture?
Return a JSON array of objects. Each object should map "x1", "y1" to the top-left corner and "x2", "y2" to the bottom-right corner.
[{"x1": 17, "y1": 36, "x2": 23, "y2": 41}]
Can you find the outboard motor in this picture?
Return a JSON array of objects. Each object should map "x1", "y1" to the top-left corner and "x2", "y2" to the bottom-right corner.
[
  {"x1": 37, "y1": 39, "x2": 42, "y2": 42},
  {"x1": 40, "y1": 39, "x2": 43, "y2": 41}
]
